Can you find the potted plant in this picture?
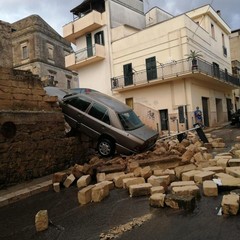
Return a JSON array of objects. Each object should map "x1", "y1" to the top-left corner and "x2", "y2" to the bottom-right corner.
[{"x1": 185, "y1": 50, "x2": 203, "y2": 70}]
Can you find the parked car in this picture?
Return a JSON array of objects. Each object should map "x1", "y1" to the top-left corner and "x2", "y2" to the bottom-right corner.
[
  {"x1": 231, "y1": 109, "x2": 240, "y2": 126},
  {"x1": 44, "y1": 87, "x2": 159, "y2": 157}
]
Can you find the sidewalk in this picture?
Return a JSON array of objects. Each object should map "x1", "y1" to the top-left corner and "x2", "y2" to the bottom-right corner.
[{"x1": 0, "y1": 174, "x2": 52, "y2": 208}]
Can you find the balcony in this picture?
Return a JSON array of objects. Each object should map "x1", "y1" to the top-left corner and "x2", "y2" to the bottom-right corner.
[
  {"x1": 63, "y1": 10, "x2": 105, "y2": 44},
  {"x1": 111, "y1": 59, "x2": 240, "y2": 92},
  {"x1": 65, "y1": 44, "x2": 105, "y2": 70}
]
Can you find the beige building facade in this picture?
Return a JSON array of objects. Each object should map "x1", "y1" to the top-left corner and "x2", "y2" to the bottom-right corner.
[
  {"x1": 63, "y1": 0, "x2": 240, "y2": 133},
  {"x1": 11, "y1": 15, "x2": 78, "y2": 89}
]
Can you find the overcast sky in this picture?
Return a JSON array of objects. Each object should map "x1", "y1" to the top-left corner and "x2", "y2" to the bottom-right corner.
[{"x1": 0, "y1": 0, "x2": 239, "y2": 36}]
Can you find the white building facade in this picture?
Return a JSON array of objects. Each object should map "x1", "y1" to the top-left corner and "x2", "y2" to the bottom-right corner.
[{"x1": 63, "y1": 0, "x2": 240, "y2": 133}]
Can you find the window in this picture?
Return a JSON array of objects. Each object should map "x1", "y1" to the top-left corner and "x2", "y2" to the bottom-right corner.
[
  {"x1": 47, "y1": 43, "x2": 54, "y2": 60},
  {"x1": 118, "y1": 110, "x2": 143, "y2": 131},
  {"x1": 94, "y1": 31, "x2": 104, "y2": 45},
  {"x1": 88, "y1": 103, "x2": 110, "y2": 124},
  {"x1": 67, "y1": 80, "x2": 71, "y2": 89},
  {"x1": 178, "y1": 106, "x2": 185, "y2": 123},
  {"x1": 125, "y1": 98, "x2": 133, "y2": 109},
  {"x1": 212, "y1": 62, "x2": 220, "y2": 78},
  {"x1": 146, "y1": 57, "x2": 157, "y2": 81},
  {"x1": 222, "y1": 33, "x2": 227, "y2": 56},
  {"x1": 21, "y1": 42, "x2": 29, "y2": 59},
  {"x1": 211, "y1": 23, "x2": 215, "y2": 39},
  {"x1": 68, "y1": 97, "x2": 92, "y2": 112}
]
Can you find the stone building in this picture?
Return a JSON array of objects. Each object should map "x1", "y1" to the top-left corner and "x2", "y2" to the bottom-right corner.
[
  {"x1": 0, "y1": 20, "x2": 88, "y2": 188},
  {"x1": 11, "y1": 15, "x2": 78, "y2": 89}
]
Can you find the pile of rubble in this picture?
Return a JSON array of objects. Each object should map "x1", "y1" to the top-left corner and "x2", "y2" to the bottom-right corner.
[{"x1": 52, "y1": 132, "x2": 240, "y2": 215}]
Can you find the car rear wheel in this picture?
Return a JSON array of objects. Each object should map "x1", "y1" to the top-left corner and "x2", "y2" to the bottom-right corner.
[{"x1": 97, "y1": 138, "x2": 115, "y2": 157}]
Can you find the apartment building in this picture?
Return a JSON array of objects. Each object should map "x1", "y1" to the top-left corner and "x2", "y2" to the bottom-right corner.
[
  {"x1": 230, "y1": 29, "x2": 240, "y2": 110},
  {"x1": 11, "y1": 15, "x2": 78, "y2": 89},
  {"x1": 63, "y1": 0, "x2": 240, "y2": 133}
]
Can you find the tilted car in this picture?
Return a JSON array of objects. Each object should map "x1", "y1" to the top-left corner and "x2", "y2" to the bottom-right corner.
[{"x1": 45, "y1": 87, "x2": 159, "y2": 157}]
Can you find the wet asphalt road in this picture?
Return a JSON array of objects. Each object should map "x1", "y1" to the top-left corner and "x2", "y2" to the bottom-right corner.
[{"x1": 1, "y1": 125, "x2": 240, "y2": 240}]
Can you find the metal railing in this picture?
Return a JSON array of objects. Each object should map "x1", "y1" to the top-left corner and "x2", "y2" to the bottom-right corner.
[
  {"x1": 111, "y1": 58, "x2": 240, "y2": 89},
  {"x1": 75, "y1": 45, "x2": 97, "y2": 62}
]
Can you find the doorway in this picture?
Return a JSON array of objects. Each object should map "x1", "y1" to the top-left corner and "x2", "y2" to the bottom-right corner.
[
  {"x1": 123, "y1": 63, "x2": 133, "y2": 86},
  {"x1": 86, "y1": 33, "x2": 93, "y2": 57},
  {"x1": 216, "y1": 98, "x2": 223, "y2": 123},
  {"x1": 202, "y1": 97, "x2": 209, "y2": 127},
  {"x1": 226, "y1": 98, "x2": 233, "y2": 121},
  {"x1": 159, "y1": 109, "x2": 169, "y2": 131}
]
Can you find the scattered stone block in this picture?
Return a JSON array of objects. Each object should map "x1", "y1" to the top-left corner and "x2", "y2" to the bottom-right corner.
[
  {"x1": 53, "y1": 182, "x2": 60, "y2": 193},
  {"x1": 113, "y1": 173, "x2": 134, "y2": 188},
  {"x1": 230, "y1": 189, "x2": 240, "y2": 196},
  {"x1": 63, "y1": 174, "x2": 75, "y2": 188},
  {"x1": 226, "y1": 167, "x2": 240, "y2": 178},
  {"x1": 128, "y1": 161, "x2": 139, "y2": 172},
  {"x1": 203, "y1": 180, "x2": 218, "y2": 197},
  {"x1": 133, "y1": 167, "x2": 142, "y2": 177},
  {"x1": 96, "y1": 173, "x2": 106, "y2": 182},
  {"x1": 220, "y1": 177, "x2": 240, "y2": 187},
  {"x1": 194, "y1": 171, "x2": 215, "y2": 184},
  {"x1": 228, "y1": 159, "x2": 240, "y2": 167},
  {"x1": 174, "y1": 164, "x2": 196, "y2": 179},
  {"x1": 78, "y1": 185, "x2": 95, "y2": 205},
  {"x1": 216, "y1": 158, "x2": 230, "y2": 169},
  {"x1": 153, "y1": 169, "x2": 176, "y2": 182},
  {"x1": 99, "y1": 180, "x2": 114, "y2": 190},
  {"x1": 77, "y1": 175, "x2": 91, "y2": 188},
  {"x1": 105, "y1": 172, "x2": 124, "y2": 181},
  {"x1": 202, "y1": 166, "x2": 224, "y2": 173},
  {"x1": 172, "y1": 185, "x2": 200, "y2": 198},
  {"x1": 151, "y1": 186, "x2": 165, "y2": 195},
  {"x1": 147, "y1": 176, "x2": 167, "y2": 190},
  {"x1": 221, "y1": 194, "x2": 239, "y2": 215},
  {"x1": 140, "y1": 166, "x2": 152, "y2": 179},
  {"x1": 91, "y1": 183, "x2": 109, "y2": 202},
  {"x1": 181, "y1": 170, "x2": 202, "y2": 181},
  {"x1": 181, "y1": 149, "x2": 194, "y2": 163},
  {"x1": 52, "y1": 172, "x2": 67, "y2": 184},
  {"x1": 215, "y1": 172, "x2": 235, "y2": 179},
  {"x1": 170, "y1": 181, "x2": 196, "y2": 188},
  {"x1": 165, "y1": 194, "x2": 196, "y2": 211},
  {"x1": 72, "y1": 164, "x2": 84, "y2": 178},
  {"x1": 129, "y1": 183, "x2": 152, "y2": 197},
  {"x1": 122, "y1": 177, "x2": 145, "y2": 189},
  {"x1": 35, "y1": 210, "x2": 48, "y2": 232},
  {"x1": 149, "y1": 193, "x2": 166, "y2": 207},
  {"x1": 212, "y1": 142, "x2": 226, "y2": 148}
]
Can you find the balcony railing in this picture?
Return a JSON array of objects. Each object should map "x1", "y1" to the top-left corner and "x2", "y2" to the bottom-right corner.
[
  {"x1": 111, "y1": 59, "x2": 240, "y2": 90},
  {"x1": 65, "y1": 44, "x2": 105, "y2": 70}
]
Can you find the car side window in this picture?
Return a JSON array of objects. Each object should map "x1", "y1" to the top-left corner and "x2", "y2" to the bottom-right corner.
[
  {"x1": 67, "y1": 97, "x2": 91, "y2": 112},
  {"x1": 88, "y1": 103, "x2": 110, "y2": 124}
]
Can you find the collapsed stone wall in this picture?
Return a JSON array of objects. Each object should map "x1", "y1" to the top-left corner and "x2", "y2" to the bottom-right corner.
[{"x1": 0, "y1": 67, "x2": 89, "y2": 188}]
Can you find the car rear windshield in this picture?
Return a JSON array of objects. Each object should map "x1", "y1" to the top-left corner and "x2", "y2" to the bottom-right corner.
[{"x1": 118, "y1": 110, "x2": 143, "y2": 131}]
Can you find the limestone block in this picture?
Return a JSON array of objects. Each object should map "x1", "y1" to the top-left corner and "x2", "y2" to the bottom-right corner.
[
  {"x1": 153, "y1": 169, "x2": 176, "y2": 182},
  {"x1": 122, "y1": 177, "x2": 145, "y2": 189},
  {"x1": 221, "y1": 194, "x2": 239, "y2": 215},
  {"x1": 149, "y1": 193, "x2": 166, "y2": 207},
  {"x1": 170, "y1": 181, "x2": 196, "y2": 188},
  {"x1": 212, "y1": 142, "x2": 226, "y2": 148},
  {"x1": 35, "y1": 210, "x2": 48, "y2": 232},
  {"x1": 63, "y1": 174, "x2": 75, "y2": 188},
  {"x1": 208, "y1": 159, "x2": 217, "y2": 166},
  {"x1": 133, "y1": 167, "x2": 142, "y2": 177},
  {"x1": 194, "y1": 171, "x2": 215, "y2": 184},
  {"x1": 181, "y1": 149, "x2": 194, "y2": 163},
  {"x1": 181, "y1": 170, "x2": 202, "y2": 181},
  {"x1": 77, "y1": 175, "x2": 91, "y2": 188},
  {"x1": 53, "y1": 182, "x2": 60, "y2": 193},
  {"x1": 228, "y1": 159, "x2": 240, "y2": 167},
  {"x1": 91, "y1": 183, "x2": 109, "y2": 202},
  {"x1": 151, "y1": 186, "x2": 165, "y2": 195},
  {"x1": 172, "y1": 185, "x2": 200, "y2": 198},
  {"x1": 128, "y1": 161, "x2": 139, "y2": 172},
  {"x1": 105, "y1": 172, "x2": 124, "y2": 181},
  {"x1": 52, "y1": 172, "x2": 67, "y2": 183},
  {"x1": 234, "y1": 150, "x2": 240, "y2": 158},
  {"x1": 99, "y1": 180, "x2": 114, "y2": 190},
  {"x1": 202, "y1": 166, "x2": 224, "y2": 173},
  {"x1": 174, "y1": 164, "x2": 196, "y2": 179},
  {"x1": 96, "y1": 173, "x2": 106, "y2": 182},
  {"x1": 72, "y1": 164, "x2": 84, "y2": 178},
  {"x1": 215, "y1": 172, "x2": 235, "y2": 179},
  {"x1": 78, "y1": 185, "x2": 95, "y2": 205},
  {"x1": 220, "y1": 177, "x2": 240, "y2": 187},
  {"x1": 226, "y1": 167, "x2": 240, "y2": 178},
  {"x1": 140, "y1": 166, "x2": 152, "y2": 179},
  {"x1": 165, "y1": 194, "x2": 196, "y2": 211},
  {"x1": 194, "y1": 152, "x2": 205, "y2": 163},
  {"x1": 203, "y1": 180, "x2": 218, "y2": 197},
  {"x1": 129, "y1": 183, "x2": 152, "y2": 197},
  {"x1": 216, "y1": 158, "x2": 230, "y2": 168},
  {"x1": 147, "y1": 176, "x2": 167, "y2": 190},
  {"x1": 113, "y1": 173, "x2": 134, "y2": 188}
]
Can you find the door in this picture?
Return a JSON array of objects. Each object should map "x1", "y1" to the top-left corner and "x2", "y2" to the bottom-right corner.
[
  {"x1": 159, "y1": 109, "x2": 169, "y2": 131},
  {"x1": 123, "y1": 63, "x2": 133, "y2": 86},
  {"x1": 86, "y1": 33, "x2": 93, "y2": 57},
  {"x1": 226, "y1": 98, "x2": 233, "y2": 121},
  {"x1": 216, "y1": 98, "x2": 223, "y2": 123},
  {"x1": 202, "y1": 97, "x2": 209, "y2": 127},
  {"x1": 146, "y1": 57, "x2": 157, "y2": 81}
]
